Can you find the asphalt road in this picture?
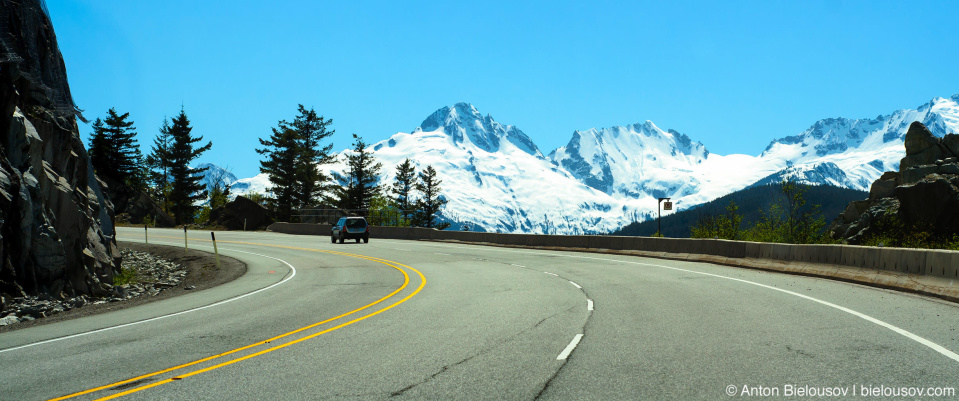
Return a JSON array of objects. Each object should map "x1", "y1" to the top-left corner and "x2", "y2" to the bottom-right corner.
[{"x1": 1, "y1": 227, "x2": 958, "y2": 400}]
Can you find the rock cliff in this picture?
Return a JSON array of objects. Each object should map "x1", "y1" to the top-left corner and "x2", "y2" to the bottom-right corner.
[
  {"x1": 0, "y1": 0, "x2": 120, "y2": 304},
  {"x1": 829, "y1": 122, "x2": 959, "y2": 244}
]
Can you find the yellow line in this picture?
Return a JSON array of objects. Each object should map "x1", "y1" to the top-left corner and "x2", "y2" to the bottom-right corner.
[{"x1": 50, "y1": 238, "x2": 425, "y2": 401}]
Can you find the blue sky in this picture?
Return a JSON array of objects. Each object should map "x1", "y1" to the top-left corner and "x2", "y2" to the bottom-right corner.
[{"x1": 48, "y1": 0, "x2": 959, "y2": 179}]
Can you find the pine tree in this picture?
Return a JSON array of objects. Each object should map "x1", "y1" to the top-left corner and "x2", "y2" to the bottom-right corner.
[
  {"x1": 88, "y1": 108, "x2": 144, "y2": 190},
  {"x1": 390, "y1": 158, "x2": 417, "y2": 221},
  {"x1": 257, "y1": 122, "x2": 299, "y2": 221},
  {"x1": 166, "y1": 108, "x2": 212, "y2": 225},
  {"x1": 337, "y1": 134, "x2": 382, "y2": 212},
  {"x1": 291, "y1": 105, "x2": 335, "y2": 208},
  {"x1": 413, "y1": 165, "x2": 449, "y2": 229},
  {"x1": 257, "y1": 105, "x2": 336, "y2": 221},
  {"x1": 87, "y1": 118, "x2": 110, "y2": 175},
  {"x1": 145, "y1": 119, "x2": 174, "y2": 210}
]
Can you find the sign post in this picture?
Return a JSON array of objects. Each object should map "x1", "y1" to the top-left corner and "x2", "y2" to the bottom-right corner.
[{"x1": 657, "y1": 197, "x2": 671, "y2": 237}]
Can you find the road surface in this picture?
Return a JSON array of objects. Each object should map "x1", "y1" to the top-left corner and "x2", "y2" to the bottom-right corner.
[{"x1": 1, "y1": 227, "x2": 957, "y2": 400}]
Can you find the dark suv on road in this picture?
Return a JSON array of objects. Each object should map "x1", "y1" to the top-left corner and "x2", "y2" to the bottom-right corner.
[{"x1": 332, "y1": 216, "x2": 369, "y2": 244}]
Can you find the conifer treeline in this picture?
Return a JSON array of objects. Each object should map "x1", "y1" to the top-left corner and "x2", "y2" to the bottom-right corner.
[
  {"x1": 258, "y1": 105, "x2": 450, "y2": 229},
  {"x1": 88, "y1": 104, "x2": 452, "y2": 228},
  {"x1": 87, "y1": 107, "x2": 211, "y2": 226}
]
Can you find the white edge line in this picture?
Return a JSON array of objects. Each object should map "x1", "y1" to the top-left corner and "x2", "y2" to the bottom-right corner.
[
  {"x1": 587, "y1": 299, "x2": 594, "y2": 311},
  {"x1": 543, "y1": 272, "x2": 558, "y2": 276},
  {"x1": 0, "y1": 242, "x2": 297, "y2": 354},
  {"x1": 569, "y1": 281, "x2": 582, "y2": 289},
  {"x1": 557, "y1": 333, "x2": 584, "y2": 360},
  {"x1": 311, "y1": 238, "x2": 959, "y2": 364},
  {"x1": 479, "y1": 247, "x2": 959, "y2": 365},
  {"x1": 510, "y1": 264, "x2": 526, "y2": 268}
]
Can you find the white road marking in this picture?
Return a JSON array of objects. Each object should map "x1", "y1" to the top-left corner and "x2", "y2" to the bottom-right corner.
[
  {"x1": 543, "y1": 272, "x2": 558, "y2": 276},
  {"x1": 569, "y1": 281, "x2": 582, "y2": 289},
  {"x1": 510, "y1": 263, "x2": 526, "y2": 268},
  {"x1": 0, "y1": 241, "x2": 297, "y2": 354},
  {"x1": 357, "y1": 239, "x2": 959, "y2": 364},
  {"x1": 587, "y1": 299, "x2": 594, "y2": 311},
  {"x1": 557, "y1": 334, "x2": 584, "y2": 360},
  {"x1": 469, "y1": 245, "x2": 959, "y2": 365},
  {"x1": 434, "y1": 252, "x2": 451, "y2": 256}
]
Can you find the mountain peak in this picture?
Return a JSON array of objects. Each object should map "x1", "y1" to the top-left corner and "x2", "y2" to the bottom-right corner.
[{"x1": 415, "y1": 103, "x2": 541, "y2": 157}]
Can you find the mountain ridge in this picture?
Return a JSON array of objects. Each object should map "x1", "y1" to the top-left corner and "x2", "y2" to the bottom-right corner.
[{"x1": 226, "y1": 94, "x2": 959, "y2": 234}]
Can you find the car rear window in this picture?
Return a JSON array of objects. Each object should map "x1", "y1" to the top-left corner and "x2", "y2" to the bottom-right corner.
[{"x1": 346, "y1": 219, "x2": 366, "y2": 229}]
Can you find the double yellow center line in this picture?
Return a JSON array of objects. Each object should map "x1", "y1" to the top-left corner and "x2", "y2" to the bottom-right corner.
[{"x1": 51, "y1": 236, "x2": 426, "y2": 401}]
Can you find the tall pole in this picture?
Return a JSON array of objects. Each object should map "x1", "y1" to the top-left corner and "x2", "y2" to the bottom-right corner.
[{"x1": 657, "y1": 197, "x2": 670, "y2": 237}]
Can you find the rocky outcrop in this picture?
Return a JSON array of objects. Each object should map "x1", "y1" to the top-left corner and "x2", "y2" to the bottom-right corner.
[
  {"x1": 209, "y1": 196, "x2": 274, "y2": 230},
  {"x1": 101, "y1": 176, "x2": 174, "y2": 227},
  {"x1": 0, "y1": 0, "x2": 120, "y2": 302},
  {"x1": 830, "y1": 122, "x2": 959, "y2": 243}
]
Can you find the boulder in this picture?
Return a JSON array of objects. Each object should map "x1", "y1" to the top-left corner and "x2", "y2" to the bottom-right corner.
[
  {"x1": 830, "y1": 122, "x2": 959, "y2": 244},
  {"x1": 209, "y1": 196, "x2": 274, "y2": 230},
  {"x1": 900, "y1": 122, "x2": 952, "y2": 169},
  {"x1": 894, "y1": 174, "x2": 959, "y2": 236},
  {"x1": 868, "y1": 171, "x2": 899, "y2": 200}
]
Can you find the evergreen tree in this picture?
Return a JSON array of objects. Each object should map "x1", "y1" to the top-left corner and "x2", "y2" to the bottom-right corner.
[
  {"x1": 87, "y1": 108, "x2": 144, "y2": 190},
  {"x1": 257, "y1": 122, "x2": 299, "y2": 221},
  {"x1": 337, "y1": 134, "x2": 382, "y2": 212},
  {"x1": 390, "y1": 158, "x2": 417, "y2": 221},
  {"x1": 257, "y1": 105, "x2": 335, "y2": 221},
  {"x1": 145, "y1": 119, "x2": 174, "y2": 210},
  {"x1": 87, "y1": 118, "x2": 110, "y2": 175},
  {"x1": 291, "y1": 105, "x2": 335, "y2": 208},
  {"x1": 413, "y1": 165, "x2": 449, "y2": 229},
  {"x1": 166, "y1": 109, "x2": 212, "y2": 225}
]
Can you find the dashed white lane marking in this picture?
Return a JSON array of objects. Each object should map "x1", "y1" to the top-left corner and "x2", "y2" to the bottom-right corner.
[
  {"x1": 557, "y1": 334, "x2": 584, "y2": 360},
  {"x1": 434, "y1": 252, "x2": 451, "y2": 256},
  {"x1": 458, "y1": 245, "x2": 959, "y2": 365},
  {"x1": 587, "y1": 299, "x2": 594, "y2": 311},
  {"x1": 543, "y1": 272, "x2": 558, "y2": 277},
  {"x1": 510, "y1": 263, "x2": 526, "y2": 268},
  {"x1": 569, "y1": 281, "x2": 582, "y2": 289},
  {"x1": 0, "y1": 241, "x2": 297, "y2": 354}
]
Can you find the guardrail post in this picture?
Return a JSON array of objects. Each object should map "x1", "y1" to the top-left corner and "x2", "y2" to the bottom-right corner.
[{"x1": 211, "y1": 232, "x2": 219, "y2": 268}]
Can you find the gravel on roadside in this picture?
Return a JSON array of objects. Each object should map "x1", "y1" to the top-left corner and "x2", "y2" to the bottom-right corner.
[{"x1": 0, "y1": 242, "x2": 246, "y2": 332}]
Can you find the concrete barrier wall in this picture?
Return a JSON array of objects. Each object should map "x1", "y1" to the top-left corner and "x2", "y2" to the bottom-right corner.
[{"x1": 266, "y1": 223, "x2": 959, "y2": 279}]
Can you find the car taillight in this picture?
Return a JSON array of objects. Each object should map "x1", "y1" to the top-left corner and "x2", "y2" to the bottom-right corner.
[{"x1": 365, "y1": 225, "x2": 370, "y2": 232}]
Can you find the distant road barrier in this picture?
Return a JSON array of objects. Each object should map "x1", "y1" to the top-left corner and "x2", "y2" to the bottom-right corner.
[{"x1": 267, "y1": 222, "x2": 959, "y2": 301}]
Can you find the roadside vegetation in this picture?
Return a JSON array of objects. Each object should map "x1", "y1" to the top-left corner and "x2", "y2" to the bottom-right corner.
[
  {"x1": 690, "y1": 180, "x2": 833, "y2": 244},
  {"x1": 91, "y1": 104, "x2": 454, "y2": 229},
  {"x1": 857, "y1": 212, "x2": 959, "y2": 250}
]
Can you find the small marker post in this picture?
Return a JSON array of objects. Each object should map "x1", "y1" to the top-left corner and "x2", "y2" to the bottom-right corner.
[
  {"x1": 244, "y1": 218, "x2": 247, "y2": 231},
  {"x1": 211, "y1": 232, "x2": 219, "y2": 268},
  {"x1": 145, "y1": 224, "x2": 148, "y2": 244},
  {"x1": 184, "y1": 226, "x2": 188, "y2": 251}
]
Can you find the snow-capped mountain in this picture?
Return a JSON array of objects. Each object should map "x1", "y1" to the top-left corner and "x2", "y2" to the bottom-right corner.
[
  {"x1": 226, "y1": 94, "x2": 959, "y2": 234},
  {"x1": 756, "y1": 95, "x2": 959, "y2": 190},
  {"x1": 230, "y1": 173, "x2": 272, "y2": 196},
  {"x1": 323, "y1": 103, "x2": 648, "y2": 234},
  {"x1": 196, "y1": 163, "x2": 237, "y2": 190},
  {"x1": 549, "y1": 122, "x2": 709, "y2": 199}
]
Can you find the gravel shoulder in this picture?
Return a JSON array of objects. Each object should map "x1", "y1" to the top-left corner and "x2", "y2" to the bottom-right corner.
[{"x1": 0, "y1": 241, "x2": 246, "y2": 333}]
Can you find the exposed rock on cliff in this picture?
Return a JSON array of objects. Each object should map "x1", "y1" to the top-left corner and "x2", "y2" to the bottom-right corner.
[
  {"x1": 830, "y1": 122, "x2": 959, "y2": 244},
  {"x1": 0, "y1": 0, "x2": 120, "y2": 301}
]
